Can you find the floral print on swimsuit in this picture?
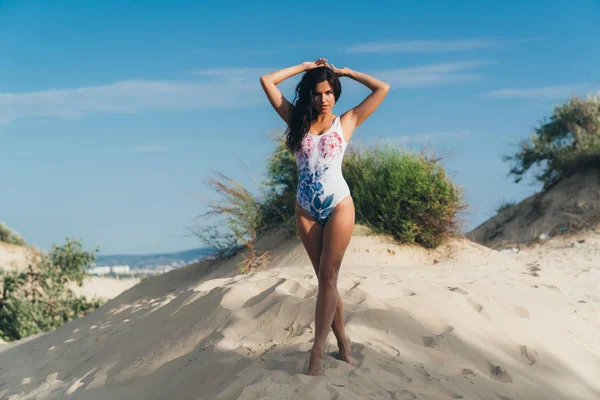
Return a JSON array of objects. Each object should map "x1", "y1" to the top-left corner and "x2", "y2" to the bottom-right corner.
[{"x1": 295, "y1": 130, "x2": 344, "y2": 224}]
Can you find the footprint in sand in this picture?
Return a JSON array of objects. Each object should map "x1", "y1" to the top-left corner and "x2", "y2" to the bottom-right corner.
[
  {"x1": 541, "y1": 284, "x2": 561, "y2": 291},
  {"x1": 527, "y1": 262, "x2": 541, "y2": 277},
  {"x1": 448, "y1": 287, "x2": 469, "y2": 295},
  {"x1": 508, "y1": 304, "x2": 530, "y2": 319},
  {"x1": 490, "y1": 363, "x2": 512, "y2": 383},
  {"x1": 519, "y1": 345, "x2": 538, "y2": 366},
  {"x1": 386, "y1": 289, "x2": 417, "y2": 304},
  {"x1": 468, "y1": 298, "x2": 483, "y2": 313},
  {"x1": 422, "y1": 325, "x2": 454, "y2": 348},
  {"x1": 379, "y1": 362, "x2": 412, "y2": 383},
  {"x1": 343, "y1": 287, "x2": 369, "y2": 305},
  {"x1": 414, "y1": 363, "x2": 432, "y2": 381},
  {"x1": 467, "y1": 298, "x2": 491, "y2": 320}
]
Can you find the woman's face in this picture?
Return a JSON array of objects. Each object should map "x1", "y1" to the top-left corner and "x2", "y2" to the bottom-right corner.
[{"x1": 312, "y1": 81, "x2": 335, "y2": 114}]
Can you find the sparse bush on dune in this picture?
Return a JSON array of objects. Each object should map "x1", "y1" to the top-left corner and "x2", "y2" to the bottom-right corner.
[
  {"x1": 344, "y1": 143, "x2": 465, "y2": 248},
  {"x1": 191, "y1": 136, "x2": 301, "y2": 274},
  {"x1": 0, "y1": 238, "x2": 104, "y2": 341},
  {"x1": 195, "y1": 133, "x2": 465, "y2": 260},
  {"x1": 0, "y1": 223, "x2": 26, "y2": 246},
  {"x1": 262, "y1": 135, "x2": 466, "y2": 247},
  {"x1": 505, "y1": 94, "x2": 600, "y2": 189},
  {"x1": 190, "y1": 169, "x2": 270, "y2": 274}
]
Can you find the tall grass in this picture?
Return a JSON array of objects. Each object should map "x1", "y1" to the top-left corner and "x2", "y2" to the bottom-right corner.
[{"x1": 190, "y1": 170, "x2": 269, "y2": 274}]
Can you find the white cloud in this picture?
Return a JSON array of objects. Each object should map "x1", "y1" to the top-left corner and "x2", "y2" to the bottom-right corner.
[
  {"x1": 0, "y1": 71, "x2": 267, "y2": 124},
  {"x1": 344, "y1": 38, "x2": 499, "y2": 54},
  {"x1": 488, "y1": 84, "x2": 599, "y2": 99},
  {"x1": 375, "y1": 61, "x2": 492, "y2": 88},
  {"x1": 131, "y1": 145, "x2": 170, "y2": 152},
  {"x1": 0, "y1": 62, "x2": 493, "y2": 125}
]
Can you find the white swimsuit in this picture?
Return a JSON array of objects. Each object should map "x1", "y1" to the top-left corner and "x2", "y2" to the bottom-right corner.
[{"x1": 294, "y1": 115, "x2": 351, "y2": 224}]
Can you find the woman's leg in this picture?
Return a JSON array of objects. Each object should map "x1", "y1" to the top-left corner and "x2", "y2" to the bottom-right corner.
[
  {"x1": 295, "y1": 203, "x2": 350, "y2": 355},
  {"x1": 307, "y1": 196, "x2": 355, "y2": 376}
]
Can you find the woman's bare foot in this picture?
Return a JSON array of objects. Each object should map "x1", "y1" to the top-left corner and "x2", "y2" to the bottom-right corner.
[
  {"x1": 308, "y1": 347, "x2": 324, "y2": 376},
  {"x1": 337, "y1": 336, "x2": 354, "y2": 365}
]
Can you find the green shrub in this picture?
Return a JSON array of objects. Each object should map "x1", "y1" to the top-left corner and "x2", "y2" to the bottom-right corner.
[
  {"x1": 0, "y1": 238, "x2": 104, "y2": 341},
  {"x1": 505, "y1": 94, "x2": 600, "y2": 188},
  {"x1": 0, "y1": 223, "x2": 26, "y2": 246},
  {"x1": 47, "y1": 238, "x2": 96, "y2": 285},
  {"x1": 344, "y1": 143, "x2": 464, "y2": 247},
  {"x1": 194, "y1": 134, "x2": 464, "y2": 262}
]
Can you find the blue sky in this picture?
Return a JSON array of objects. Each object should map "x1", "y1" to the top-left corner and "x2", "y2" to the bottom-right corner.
[{"x1": 1, "y1": 0, "x2": 599, "y2": 254}]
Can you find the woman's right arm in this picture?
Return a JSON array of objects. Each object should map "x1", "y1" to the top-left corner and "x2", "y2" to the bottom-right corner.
[{"x1": 260, "y1": 59, "x2": 327, "y2": 124}]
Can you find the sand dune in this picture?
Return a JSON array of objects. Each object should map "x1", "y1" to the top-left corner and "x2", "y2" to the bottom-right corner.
[
  {"x1": 0, "y1": 242, "x2": 40, "y2": 272},
  {"x1": 0, "y1": 229, "x2": 598, "y2": 399},
  {"x1": 468, "y1": 170, "x2": 600, "y2": 249}
]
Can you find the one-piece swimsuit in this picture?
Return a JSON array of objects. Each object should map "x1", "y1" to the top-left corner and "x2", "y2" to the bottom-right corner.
[{"x1": 294, "y1": 115, "x2": 351, "y2": 225}]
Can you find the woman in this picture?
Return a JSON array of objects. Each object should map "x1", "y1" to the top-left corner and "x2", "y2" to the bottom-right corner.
[{"x1": 260, "y1": 58, "x2": 389, "y2": 376}]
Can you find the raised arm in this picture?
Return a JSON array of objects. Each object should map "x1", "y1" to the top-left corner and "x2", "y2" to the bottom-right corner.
[
  {"x1": 331, "y1": 64, "x2": 390, "y2": 139},
  {"x1": 260, "y1": 58, "x2": 328, "y2": 124}
]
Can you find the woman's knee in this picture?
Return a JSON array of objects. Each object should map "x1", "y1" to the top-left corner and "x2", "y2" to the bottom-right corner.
[{"x1": 318, "y1": 266, "x2": 340, "y2": 289}]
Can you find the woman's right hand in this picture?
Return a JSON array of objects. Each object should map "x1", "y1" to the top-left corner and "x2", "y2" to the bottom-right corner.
[{"x1": 302, "y1": 58, "x2": 328, "y2": 71}]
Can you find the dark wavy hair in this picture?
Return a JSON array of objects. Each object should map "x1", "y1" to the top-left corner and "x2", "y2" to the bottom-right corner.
[{"x1": 285, "y1": 67, "x2": 342, "y2": 153}]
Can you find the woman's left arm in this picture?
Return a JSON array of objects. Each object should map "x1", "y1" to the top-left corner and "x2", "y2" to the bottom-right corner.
[{"x1": 331, "y1": 64, "x2": 390, "y2": 136}]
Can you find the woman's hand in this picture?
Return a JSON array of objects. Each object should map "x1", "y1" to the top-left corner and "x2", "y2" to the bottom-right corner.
[
  {"x1": 329, "y1": 63, "x2": 350, "y2": 78},
  {"x1": 302, "y1": 58, "x2": 328, "y2": 71}
]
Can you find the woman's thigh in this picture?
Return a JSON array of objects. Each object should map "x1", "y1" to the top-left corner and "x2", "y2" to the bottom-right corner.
[
  {"x1": 295, "y1": 202, "x2": 324, "y2": 274},
  {"x1": 319, "y1": 196, "x2": 355, "y2": 281}
]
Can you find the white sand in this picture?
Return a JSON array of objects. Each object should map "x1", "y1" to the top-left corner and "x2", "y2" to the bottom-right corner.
[
  {"x1": 0, "y1": 242, "x2": 40, "y2": 272},
  {"x1": 0, "y1": 230, "x2": 598, "y2": 399},
  {"x1": 69, "y1": 276, "x2": 141, "y2": 300}
]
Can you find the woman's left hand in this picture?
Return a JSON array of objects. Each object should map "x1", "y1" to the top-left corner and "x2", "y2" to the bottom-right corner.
[{"x1": 329, "y1": 63, "x2": 350, "y2": 77}]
